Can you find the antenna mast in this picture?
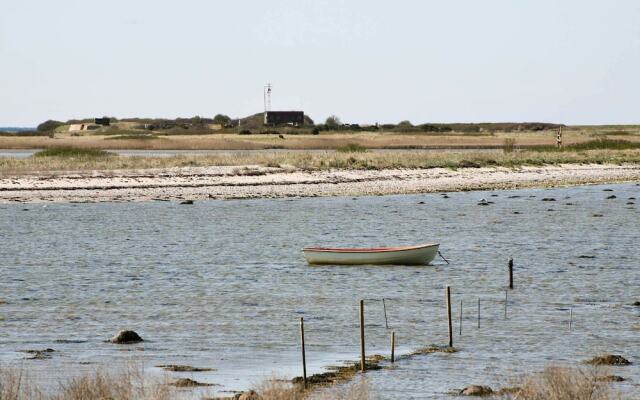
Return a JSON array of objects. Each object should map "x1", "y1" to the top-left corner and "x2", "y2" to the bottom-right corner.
[{"x1": 263, "y1": 83, "x2": 272, "y2": 112}]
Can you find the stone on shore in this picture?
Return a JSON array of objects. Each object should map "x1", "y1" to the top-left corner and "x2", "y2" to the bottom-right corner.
[
  {"x1": 460, "y1": 385, "x2": 493, "y2": 396},
  {"x1": 235, "y1": 390, "x2": 260, "y2": 400},
  {"x1": 110, "y1": 330, "x2": 143, "y2": 344}
]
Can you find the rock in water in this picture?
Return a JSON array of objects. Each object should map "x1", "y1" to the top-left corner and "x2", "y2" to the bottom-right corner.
[
  {"x1": 586, "y1": 354, "x2": 631, "y2": 366},
  {"x1": 110, "y1": 330, "x2": 143, "y2": 344},
  {"x1": 180, "y1": 200, "x2": 194, "y2": 205},
  {"x1": 460, "y1": 385, "x2": 493, "y2": 396}
]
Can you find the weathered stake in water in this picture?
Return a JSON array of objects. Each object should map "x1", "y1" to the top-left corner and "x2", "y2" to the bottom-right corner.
[
  {"x1": 300, "y1": 317, "x2": 307, "y2": 389},
  {"x1": 390, "y1": 331, "x2": 395, "y2": 363},
  {"x1": 569, "y1": 307, "x2": 573, "y2": 331},
  {"x1": 446, "y1": 286, "x2": 453, "y2": 347},
  {"x1": 382, "y1": 298, "x2": 389, "y2": 329},
  {"x1": 459, "y1": 299, "x2": 463, "y2": 336},
  {"x1": 508, "y1": 258, "x2": 514, "y2": 289},
  {"x1": 360, "y1": 299, "x2": 366, "y2": 372}
]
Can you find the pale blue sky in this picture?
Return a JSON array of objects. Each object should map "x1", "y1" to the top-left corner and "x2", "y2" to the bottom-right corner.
[{"x1": 1, "y1": 0, "x2": 639, "y2": 126}]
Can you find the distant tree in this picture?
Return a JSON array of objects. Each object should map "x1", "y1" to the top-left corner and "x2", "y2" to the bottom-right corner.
[
  {"x1": 325, "y1": 115, "x2": 341, "y2": 129},
  {"x1": 37, "y1": 120, "x2": 64, "y2": 132},
  {"x1": 213, "y1": 114, "x2": 231, "y2": 125},
  {"x1": 397, "y1": 120, "x2": 413, "y2": 128}
]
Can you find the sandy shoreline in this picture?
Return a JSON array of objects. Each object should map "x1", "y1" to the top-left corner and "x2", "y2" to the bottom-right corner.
[{"x1": 1, "y1": 164, "x2": 639, "y2": 203}]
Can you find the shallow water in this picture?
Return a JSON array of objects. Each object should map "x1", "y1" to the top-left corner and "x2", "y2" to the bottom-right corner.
[{"x1": 0, "y1": 183, "x2": 639, "y2": 398}]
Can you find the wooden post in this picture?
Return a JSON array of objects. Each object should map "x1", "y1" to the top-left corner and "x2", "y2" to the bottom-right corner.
[
  {"x1": 300, "y1": 317, "x2": 307, "y2": 389},
  {"x1": 508, "y1": 258, "x2": 513, "y2": 289},
  {"x1": 477, "y1": 298, "x2": 481, "y2": 329},
  {"x1": 504, "y1": 290, "x2": 508, "y2": 319},
  {"x1": 446, "y1": 286, "x2": 453, "y2": 347},
  {"x1": 360, "y1": 299, "x2": 366, "y2": 372},
  {"x1": 459, "y1": 299, "x2": 463, "y2": 336},
  {"x1": 382, "y1": 298, "x2": 389, "y2": 329},
  {"x1": 390, "y1": 331, "x2": 395, "y2": 363}
]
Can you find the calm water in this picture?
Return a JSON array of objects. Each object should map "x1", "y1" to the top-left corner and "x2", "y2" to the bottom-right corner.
[{"x1": 0, "y1": 183, "x2": 639, "y2": 398}]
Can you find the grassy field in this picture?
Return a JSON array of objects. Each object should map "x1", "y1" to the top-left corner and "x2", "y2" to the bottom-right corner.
[
  {"x1": 1, "y1": 126, "x2": 640, "y2": 151},
  {"x1": 2, "y1": 146, "x2": 640, "y2": 176}
]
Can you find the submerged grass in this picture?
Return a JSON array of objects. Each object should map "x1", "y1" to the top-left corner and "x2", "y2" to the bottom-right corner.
[
  {"x1": 33, "y1": 147, "x2": 113, "y2": 158},
  {"x1": 2, "y1": 148, "x2": 640, "y2": 176}
]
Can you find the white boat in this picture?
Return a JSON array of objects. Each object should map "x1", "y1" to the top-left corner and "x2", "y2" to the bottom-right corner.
[{"x1": 302, "y1": 243, "x2": 440, "y2": 266}]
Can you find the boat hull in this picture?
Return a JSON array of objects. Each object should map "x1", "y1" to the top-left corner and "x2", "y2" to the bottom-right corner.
[{"x1": 302, "y1": 243, "x2": 440, "y2": 266}]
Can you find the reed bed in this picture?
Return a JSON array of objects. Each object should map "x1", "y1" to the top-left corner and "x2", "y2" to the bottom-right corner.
[{"x1": 2, "y1": 148, "x2": 640, "y2": 176}]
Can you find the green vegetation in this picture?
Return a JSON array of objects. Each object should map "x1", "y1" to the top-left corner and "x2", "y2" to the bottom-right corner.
[
  {"x1": 532, "y1": 138, "x2": 640, "y2": 152},
  {"x1": 33, "y1": 147, "x2": 113, "y2": 158},
  {"x1": 212, "y1": 113, "x2": 231, "y2": 125},
  {"x1": 336, "y1": 143, "x2": 367, "y2": 153},
  {"x1": 104, "y1": 134, "x2": 158, "y2": 140},
  {"x1": 503, "y1": 138, "x2": 516, "y2": 153},
  {"x1": 36, "y1": 120, "x2": 64, "y2": 132}
]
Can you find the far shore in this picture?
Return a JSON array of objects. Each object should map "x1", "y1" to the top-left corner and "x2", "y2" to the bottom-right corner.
[{"x1": 1, "y1": 163, "x2": 638, "y2": 203}]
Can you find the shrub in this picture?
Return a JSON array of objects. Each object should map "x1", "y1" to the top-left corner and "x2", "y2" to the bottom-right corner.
[
  {"x1": 503, "y1": 138, "x2": 516, "y2": 153},
  {"x1": 336, "y1": 143, "x2": 367, "y2": 153},
  {"x1": 239, "y1": 129, "x2": 252, "y2": 135},
  {"x1": 36, "y1": 120, "x2": 64, "y2": 132}
]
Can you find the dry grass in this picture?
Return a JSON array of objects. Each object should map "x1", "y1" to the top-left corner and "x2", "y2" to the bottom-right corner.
[
  {"x1": 500, "y1": 365, "x2": 619, "y2": 400},
  {"x1": 2, "y1": 148, "x2": 640, "y2": 177},
  {"x1": 253, "y1": 377, "x2": 372, "y2": 400},
  {"x1": 0, "y1": 366, "x2": 175, "y2": 400},
  {"x1": 3, "y1": 129, "x2": 640, "y2": 151}
]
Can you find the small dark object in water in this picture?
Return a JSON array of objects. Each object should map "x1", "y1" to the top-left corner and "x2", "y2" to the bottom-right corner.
[
  {"x1": 508, "y1": 195, "x2": 521, "y2": 198},
  {"x1": 490, "y1": 194, "x2": 498, "y2": 197},
  {"x1": 632, "y1": 301, "x2": 640, "y2": 306},
  {"x1": 586, "y1": 354, "x2": 631, "y2": 366},
  {"x1": 606, "y1": 195, "x2": 617, "y2": 199},
  {"x1": 180, "y1": 200, "x2": 194, "y2": 205},
  {"x1": 23, "y1": 348, "x2": 55, "y2": 360},
  {"x1": 629, "y1": 197, "x2": 636, "y2": 200},
  {"x1": 460, "y1": 385, "x2": 493, "y2": 396},
  {"x1": 578, "y1": 255, "x2": 595, "y2": 259},
  {"x1": 477, "y1": 201, "x2": 490, "y2": 206},
  {"x1": 418, "y1": 201, "x2": 425, "y2": 204},
  {"x1": 592, "y1": 214, "x2": 603, "y2": 217},
  {"x1": 565, "y1": 202, "x2": 574, "y2": 205},
  {"x1": 513, "y1": 211, "x2": 521, "y2": 214},
  {"x1": 173, "y1": 378, "x2": 214, "y2": 387},
  {"x1": 541, "y1": 198, "x2": 556, "y2": 201},
  {"x1": 157, "y1": 364, "x2": 214, "y2": 372},
  {"x1": 547, "y1": 209, "x2": 555, "y2": 212},
  {"x1": 627, "y1": 202, "x2": 635, "y2": 205},
  {"x1": 603, "y1": 189, "x2": 614, "y2": 191},
  {"x1": 442, "y1": 195, "x2": 449, "y2": 198},
  {"x1": 596, "y1": 375, "x2": 626, "y2": 382},
  {"x1": 110, "y1": 330, "x2": 143, "y2": 344}
]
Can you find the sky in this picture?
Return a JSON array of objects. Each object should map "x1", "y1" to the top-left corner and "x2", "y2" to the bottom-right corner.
[{"x1": 1, "y1": 0, "x2": 639, "y2": 126}]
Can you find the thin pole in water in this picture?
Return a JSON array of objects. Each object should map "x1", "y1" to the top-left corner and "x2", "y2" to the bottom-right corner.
[
  {"x1": 446, "y1": 286, "x2": 453, "y2": 347},
  {"x1": 508, "y1": 258, "x2": 514, "y2": 289},
  {"x1": 299, "y1": 317, "x2": 307, "y2": 389},
  {"x1": 390, "y1": 331, "x2": 395, "y2": 363},
  {"x1": 569, "y1": 308, "x2": 573, "y2": 331},
  {"x1": 360, "y1": 299, "x2": 366, "y2": 373},
  {"x1": 382, "y1": 298, "x2": 389, "y2": 329}
]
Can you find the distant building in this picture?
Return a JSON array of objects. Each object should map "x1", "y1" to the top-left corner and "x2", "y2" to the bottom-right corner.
[
  {"x1": 263, "y1": 111, "x2": 304, "y2": 126},
  {"x1": 95, "y1": 118, "x2": 111, "y2": 126}
]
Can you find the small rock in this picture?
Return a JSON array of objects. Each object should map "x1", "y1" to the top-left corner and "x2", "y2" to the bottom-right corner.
[
  {"x1": 460, "y1": 385, "x2": 493, "y2": 396},
  {"x1": 180, "y1": 200, "x2": 194, "y2": 205},
  {"x1": 173, "y1": 378, "x2": 214, "y2": 387},
  {"x1": 629, "y1": 197, "x2": 636, "y2": 200},
  {"x1": 541, "y1": 198, "x2": 556, "y2": 201},
  {"x1": 418, "y1": 201, "x2": 425, "y2": 204},
  {"x1": 23, "y1": 348, "x2": 55, "y2": 360},
  {"x1": 235, "y1": 390, "x2": 261, "y2": 400},
  {"x1": 477, "y1": 202, "x2": 489, "y2": 206},
  {"x1": 586, "y1": 354, "x2": 631, "y2": 366},
  {"x1": 627, "y1": 202, "x2": 635, "y2": 205},
  {"x1": 606, "y1": 195, "x2": 617, "y2": 199},
  {"x1": 513, "y1": 211, "x2": 521, "y2": 214},
  {"x1": 603, "y1": 189, "x2": 614, "y2": 191},
  {"x1": 592, "y1": 214, "x2": 603, "y2": 217},
  {"x1": 596, "y1": 375, "x2": 626, "y2": 382},
  {"x1": 110, "y1": 330, "x2": 143, "y2": 344},
  {"x1": 631, "y1": 301, "x2": 640, "y2": 306}
]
